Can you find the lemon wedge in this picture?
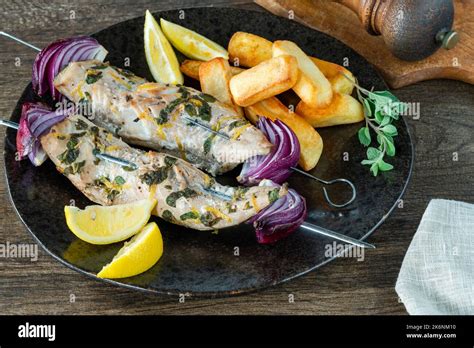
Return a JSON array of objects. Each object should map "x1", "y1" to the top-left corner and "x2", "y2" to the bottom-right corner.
[
  {"x1": 144, "y1": 10, "x2": 183, "y2": 84},
  {"x1": 64, "y1": 199, "x2": 157, "y2": 245},
  {"x1": 97, "y1": 222, "x2": 163, "y2": 279},
  {"x1": 160, "y1": 18, "x2": 229, "y2": 61}
]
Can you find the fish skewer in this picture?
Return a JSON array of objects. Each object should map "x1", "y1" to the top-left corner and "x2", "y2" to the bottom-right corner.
[
  {"x1": 54, "y1": 60, "x2": 272, "y2": 176},
  {"x1": 0, "y1": 31, "x2": 41, "y2": 51},
  {"x1": 9, "y1": 113, "x2": 287, "y2": 230},
  {"x1": 0, "y1": 116, "x2": 375, "y2": 249}
]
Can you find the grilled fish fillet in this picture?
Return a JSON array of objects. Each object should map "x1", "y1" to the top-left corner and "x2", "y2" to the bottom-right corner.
[
  {"x1": 54, "y1": 60, "x2": 272, "y2": 175},
  {"x1": 40, "y1": 113, "x2": 286, "y2": 231}
]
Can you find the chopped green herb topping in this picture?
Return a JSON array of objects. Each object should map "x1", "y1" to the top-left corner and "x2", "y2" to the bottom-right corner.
[
  {"x1": 226, "y1": 202, "x2": 237, "y2": 213},
  {"x1": 228, "y1": 120, "x2": 248, "y2": 131},
  {"x1": 178, "y1": 86, "x2": 190, "y2": 99},
  {"x1": 180, "y1": 211, "x2": 199, "y2": 221},
  {"x1": 75, "y1": 119, "x2": 89, "y2": 130},
  {"x1": 90, "y1": 126, "x2": 99, "y2": 136},
  {"x1": 58, "y1": 133, "x2": 84, "y2": 165},
  {"x1": 199, "y1": 211, "x2": 221, "y2": 227},
  {"x1": 85, "y1": 70, "x2": 103, "y2": 84},
  {"x1": 268, "y1": 188, "x2": 280, "y2": 204},
  {"x1": 63, "y1": 160, "x2": 86, "y2": 176},
  {"x1": 162, "y1": 210, "x2": 175, "y2": 223},
  {"x1": 200, "y1": 93, "x2": 216, "y2": 103},
  {"x1": 164, "y1": 156, "x2": 178, "y2": 167},
  {"x1": 203, "y1": 134, "x2": 215, "y2": 155},
  {"x1": 233, "y1": 187, "x2": 250, "y2": 201},
  {"x1": 114, "y1": 67, "x2": 136, "y2": 79},
  {"x1": 94, "y1": 175, "x2": 125, "y2": 201},
  {"x1": 114, "y1": 176, "x2": 126, "y2": 186},
  {"x1": 123, "y1": 165, "x2": 137, "y2": 172},
  {"x1": 90, "y1": 63, "x2": 108, "y2": 70},
  {"x1": 166, "y1": 188, "x2": 198, "y2": 207},
  {"x1": 140, "y1": 166, "x2": 169, "y2": 186},
  {"x1": 157, "y1": 97, "x2": 184, "y2": 125}
]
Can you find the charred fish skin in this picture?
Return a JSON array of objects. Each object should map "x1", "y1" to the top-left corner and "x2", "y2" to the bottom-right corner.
[
  {"x1": 54, "y1": 60, "x2": 272, "y2": 175},
  {"x1": 41, "y1": 114, "x2": 286, "y2": 231}
]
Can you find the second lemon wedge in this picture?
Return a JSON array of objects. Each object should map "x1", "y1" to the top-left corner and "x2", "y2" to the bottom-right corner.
[
  {"x1": 160, "y1": 18, "x2": 229, "y2": 61},
  {"x1": 97, "y1": 222, "x2": 163, "y2": 279},
  {"x1": 64, "y1": 199, "x2": 157, "y2": 245},
  {"x1": 144, "y1": 10, "x2": 183, "y2": 84}
]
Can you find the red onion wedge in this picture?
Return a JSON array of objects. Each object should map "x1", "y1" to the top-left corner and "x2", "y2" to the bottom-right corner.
[
  {"x1": 32, "y1": 36, "x2": 108, "y2": 100},
  {"x1": 238, "y1": 117, "x2": 300, "y2": 186},
  {"x1": 248, "y1": 184, "x2": 307, "y2": 244},
  {"x1": 16, "y1": 102, "x2": 68, "y2": 166}
]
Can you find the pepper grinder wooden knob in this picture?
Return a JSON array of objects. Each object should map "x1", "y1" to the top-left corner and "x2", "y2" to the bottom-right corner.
[{"x1": 336, "y1": 0, "x2": 458, "y2": 61}]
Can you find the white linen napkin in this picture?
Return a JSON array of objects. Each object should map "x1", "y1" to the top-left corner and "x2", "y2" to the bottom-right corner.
[{"x1": 395, "y1": 199, "x2": 474, "y2": 315}]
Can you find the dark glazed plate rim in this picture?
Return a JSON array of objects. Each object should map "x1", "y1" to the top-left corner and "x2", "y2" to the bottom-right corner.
[{"x1": 3, "y1": 6, "x2": 414, "y2": 297}]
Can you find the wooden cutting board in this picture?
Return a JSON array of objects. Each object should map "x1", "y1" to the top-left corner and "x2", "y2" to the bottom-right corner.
[{"x1": 254, "y1": 0, "x2": 474, "y2": 89}]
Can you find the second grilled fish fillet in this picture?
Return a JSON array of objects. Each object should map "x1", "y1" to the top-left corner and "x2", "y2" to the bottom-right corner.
[
  {"x1": 54, "y1": 60, "x2": 272, "y2": 175},
  {"x1": 41, "y1": 113, "x2": 286, "y2": 231}
]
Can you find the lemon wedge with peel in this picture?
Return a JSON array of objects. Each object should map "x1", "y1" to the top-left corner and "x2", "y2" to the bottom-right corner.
[
  {"x1": 144, "y1": 10, "x2": 183, "y2": 84},
  {"x1": 160, "y1": 18, "x2": 229, "y2": 61},
  {"x1": 64, "y1": 199, "x2": 157, "y2": 245},
  {"x1": 97, "y1": 222, "x2": 163, "y2": 279}
]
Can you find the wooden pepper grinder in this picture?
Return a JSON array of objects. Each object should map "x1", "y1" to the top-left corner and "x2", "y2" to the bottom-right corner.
[{"x1": 335, "y1": 0, "x2": 458, "y2": 61}]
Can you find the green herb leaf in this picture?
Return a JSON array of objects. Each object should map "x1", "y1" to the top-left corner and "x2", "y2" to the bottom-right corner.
[
  {"x1": 363, "y1": 98, "x2": 374, "y2": 117},
  {"x1": 384, "y1": 137, "x2": 396, "y2": 157},
  {"x1": 377, "y1": 160, "x2": 394, "y2": 172},
  {"x1": 358, "y1": 127, "x2": 371, "y2": 146},
  {"x1": 370, "y1": 162, "x2": 379, "y2": 176},
  {"x1": 367, "y1": 147, "x2": 381, "y2": 161},
  {"x1": 361, "y1": 159, "x2": 376, "y2": 165},
  {"x1": 380, "y1": 115, "x2": 392, "y2": 127},
  {"x1": 381, "y1": 124, "x2": 397, "y2": 137}
]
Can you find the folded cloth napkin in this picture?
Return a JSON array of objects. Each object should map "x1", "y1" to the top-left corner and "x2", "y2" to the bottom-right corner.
[{"x1": 396, "y1": 199, "x2": 474, "y2": 315}]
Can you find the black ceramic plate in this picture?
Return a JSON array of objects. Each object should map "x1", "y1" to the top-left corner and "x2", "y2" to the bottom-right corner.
[{"x1": 4, "y1": 7, "x2": 413, "y2": 296}]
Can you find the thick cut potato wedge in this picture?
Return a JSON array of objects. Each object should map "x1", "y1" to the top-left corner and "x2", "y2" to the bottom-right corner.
[
  {"x1": 245, "y1": 97, "x2": 323, "y2": 171},
  {"x1": 182, "y1": 57, "x2": 354, "y2": 95},
  {"x1": 181, "y1": 59, "x2": 244, "y2": 80},
  {"x1": 296, "y1": 93, "x2": 364, "y2": 127},
  {"x1": 309, "y1": 57, "x2": 354, "y2": 95},
  {"x1": 228, "y1": 31, "x2": 273, "y2": 67},
  {"x1": 273, "y1": 40, "x2": 333, "y2": 108},
  {"x1": 228, "y1": 32, "x2": 354, "y2": 94},
  {"x1": 199, "y1": 58, "x2": 243, "y2": 116},
  {"x1": 229, "y1": 55, "x2": 298, "y2": 107}
]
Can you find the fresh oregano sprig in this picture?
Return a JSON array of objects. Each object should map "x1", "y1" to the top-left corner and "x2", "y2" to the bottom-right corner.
[{"x1": 345, "y1": 76, "x2": 405, "y2": 176}]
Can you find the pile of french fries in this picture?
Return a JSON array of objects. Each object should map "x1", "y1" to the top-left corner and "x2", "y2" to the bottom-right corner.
[{"x1": 180, "y1": 32, "x2": 364, "y2": 171}]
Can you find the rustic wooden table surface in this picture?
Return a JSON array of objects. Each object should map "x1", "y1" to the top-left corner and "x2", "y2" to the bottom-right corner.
[{"x1": 0, "y1": 0, "x2": 472, "y2": 315}]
